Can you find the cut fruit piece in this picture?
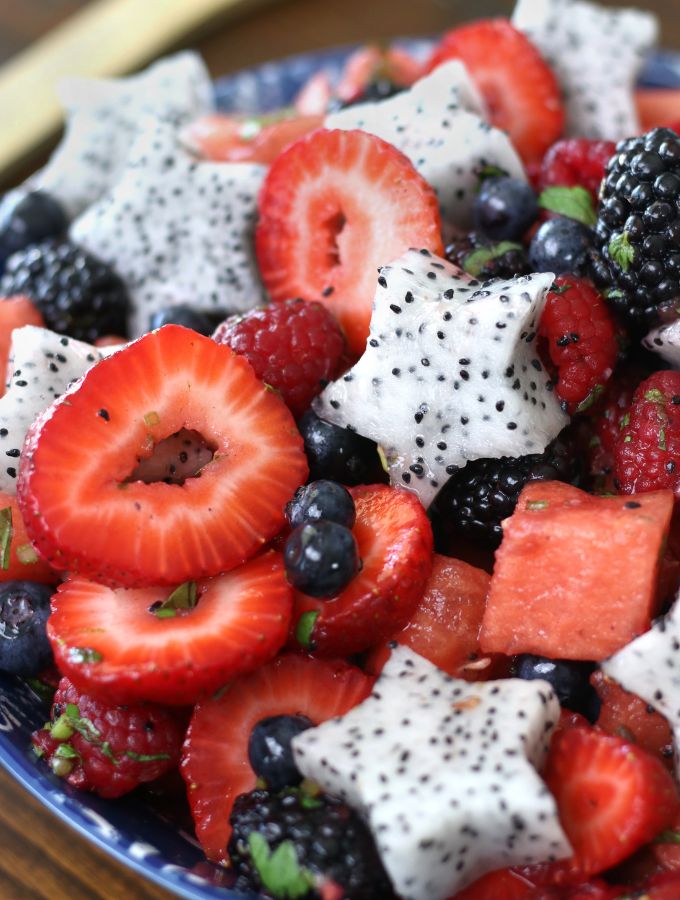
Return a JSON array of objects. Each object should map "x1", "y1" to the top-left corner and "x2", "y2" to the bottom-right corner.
[
  {"x1": 480, "y1": 482, "x2": 673, "y2": 660},
  {"x1": 181, "y1": 653, "x2": 372, "y2": 861},
  {"x1": 0, "y1": 296, "x2": 44, "y2": 397},
  {"x1": 544, "y1": 726, "x2": 679, "y2": 879},
  {"x1": 0, "y1": 490, "x2": 55, "y2": 584},
  {"x1": 450, "y1": 867, "x2": 540, "y2": 899},
  {"x1": 365, "y1": 554, "x2": 507, "y2": 681},
  {"x1": 636, "y1": 88, "x2": 680, "y2": 130},
  {"x1": 255, "y1": 128, "x2": 443, "y2": 356},
  {"x1": 48, "y1": 550, "x2": 292, "y2": 705},
  {"x1": 184, "y1": 112, "x2": 324, "y2": 164},
  {"x1": 425, "y1": 19, "x2": 564, "y2": 163},
  {"x1": 17, "y1": 325, "x2": 308, "y2": 586},
  {"x1": 291, "y1": 484, "x2": 433, "y2": 657},
  {"x1": 591, "y1": 670, "x2": 674, "y2": 770}
]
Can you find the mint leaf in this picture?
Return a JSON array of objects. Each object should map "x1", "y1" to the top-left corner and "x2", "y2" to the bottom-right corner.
[
  {"x1": 153, "y1": 581, "x2": 197, "y2": 618},
  {"x1": 538, "y1": 186, "x2": 597, "y2": 226},
  {"x1": 477, "y1": 164, "x2": 507, "y2": 183},
  {"x1": 68, "y1": 647, "x2": 103, "y2": 665},
  {"x1": 295, "y1": 611, "x2": 319, "y2": 649},
  {"x1": 575, "y1": 384, "x2": 604, "y2": 414},
  {"x1": 608, "y1": 232, "x2": 635, "y2": 272},
  {"x1": 124, "y1": 750, "x2": 171, "y2": 762},
  {"x1": 656, "y1": 828, "x2": 680, "y2": 844},
  {"x1": 0, "y1": 507, "x2": 12, "y2": 570},
  {"x1": 462, "y1": 242, "x2": 524, "y2": 277},
  {"x1": 248, "y1": 833, "x2": 315, "y2": 899}
]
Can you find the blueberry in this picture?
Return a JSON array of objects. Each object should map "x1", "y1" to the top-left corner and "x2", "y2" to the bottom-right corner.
[
  {"x1": 0, "y1": 191, "x2": 67, "y2": 273},
  {"x1": 514, "y1": 654, "x2": 599, "y2": 722},
  {"x1": 149, "y1": 304, "x2": 215, "y2": 336},
  {"x1": 286, "y1": 480, "x2": 356, "y2": 529},
  {"x1": 0, "y1": 581, "x2": 53, "y2": 676},
  {"x1": 284, "y1": 521, "x2": 360, "y2": 598},
  {"x1": 248, "y1": 714, "x2": 313, "y2": 790},
  {"x1": 473, "y1": 176, "x2": 538, "y2": 242},
  {"x1": 529, "y1": 216, "x2": 595, "y2": 275},
  {"x1": 298, "y1": 410, "x2": 388, "y2": 486}
]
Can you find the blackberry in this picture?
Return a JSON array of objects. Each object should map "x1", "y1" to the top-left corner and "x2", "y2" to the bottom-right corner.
[
  {"x1": 228, "y1": 788, "x2": 395, "y2": 899},
  {"x1": 429, "y1": 432, "x2": 579, "y2": 550},
  {"x1": 593, "y1": 127, "x2": 680, "y2": 331},
  {"x1": 0, "y1": 239, "x2": 129, "y2": 342},
  {"x1": 445, "y1": 232, "x2": 531, "y2": 281}
]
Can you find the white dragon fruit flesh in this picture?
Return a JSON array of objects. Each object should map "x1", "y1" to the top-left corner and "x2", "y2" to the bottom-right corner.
[
  {"x1": 602, "y1": 593, "x2": 680, "y2": 777},
  {"x1": 313, "y1": 249, "x2": 568, "y2": 508},
  {"x1": 70, "y1": 119, "x2": 266, "y2": 338},
  {"x1": 0, "y1": 326, "x2": 107, "y2": 494},
  {"x1": 513, "y1": 0, "x2": 658, "y2": 141},
  {"x1": 28, "y1": 51, "x2": 214, "y2": 219},
  {"x1": 643, "y1": 320, "x2": 680, "y2": 369},
  {"x1": 292, "y1": 645, "x2": 571, "y2": 900},
  {"x1": 325, "y1": 61, "x2": 526, "y2": 234}
]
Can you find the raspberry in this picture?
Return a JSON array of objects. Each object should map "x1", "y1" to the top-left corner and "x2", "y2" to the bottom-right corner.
[
  {"x1": 614, "y1": 370, "x2": 680, "y2": 497},
  {"x1": 540, "y1": 139, "x2": 616, "y2": 200},
  {"x1": 538, "y1": 276, "x2": 619, "y2": 415},
  {"x1": 213, "y1": 298, "x2": 345, "y2": 418},
  {"x1": 31, "y1": 677, "x2": 184, "y2": 798}
]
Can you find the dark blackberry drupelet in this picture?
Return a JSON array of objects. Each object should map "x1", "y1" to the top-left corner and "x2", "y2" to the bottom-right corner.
[
  {"x1": 0, "y1": 239, "x2": 129, "y2": 342},
  {"x1": 445, "y1": 232, "x2": 531, "y2": 281},
  {"x1": 429, "y1": 432, "x2": 579, "y2": 550},
  {"x1": 592, "y1": 127, "x2": 680, "y2": 330},
  {"x1": 228, "y1": 788, "x2": 395, "y2": 899}
]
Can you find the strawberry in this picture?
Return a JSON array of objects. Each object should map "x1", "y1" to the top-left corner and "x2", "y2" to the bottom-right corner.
[
  {"x1": 47, "y1": 550, "x2": 292, "y2": 706},
  {"x1": 652, "y1": 809, "x2": 680, "y2": 873},
  {"x1": 365, "y1": 554, "x2": 509, "y2": 681},
  {"x1": 425, "y1": 19, "x2": 564, "y2": 164},
  {"x1": 0, "y1": 295, "x2": 44, "y2": 397},
  {"x1": 291, "y1": 484, "x2": 433, "y2": 657},
  {"x1": 590, "y1": 670, "x2": 674, "y2": 770},
  {"x1": 17, "y1": 325, "x2": 308, "y2": 586},
  {"x1": 449, "y1": 866, "x2": 541, "y2": 899},
  {"x1": 333, "y1": 44, "x2": 422, "y2": 104},
  {"x1": 0, "y1": 490, "x2": 55, "y2": 584},
  {"x1": 255, "y1": 128, "x2": 444, "y2": 356},
  {"x1": 543, "y1": 726, "x2": 679, "y2": 879},
  {"x1": 180, "y1": 653, "x2": 372, "y2": 861},
  {"x1": 184, "y1": 112, "x2": 323, "y2": 165},
  {"x1": 294, "y1": 71, "x2": 333, "y2": 116}
]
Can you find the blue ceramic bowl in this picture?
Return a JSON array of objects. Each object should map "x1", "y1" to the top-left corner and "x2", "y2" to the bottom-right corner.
[{"x1": 2, "y1": 40, "x2": 680, "y2": 900}]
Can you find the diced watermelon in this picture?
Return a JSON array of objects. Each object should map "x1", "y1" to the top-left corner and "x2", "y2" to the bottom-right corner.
[
  {"x1": 365, "y1": 553, "x2": 508, "y2": 681},
  {"x1": 480, "y1": 482, "x2": 674, "y2": 660},
  {"x1": 636, "y1": 89, "x2": 680, "y2": 131},
  {"x1": 591, "y1": 670, "x2": 674, "y2": 770}
]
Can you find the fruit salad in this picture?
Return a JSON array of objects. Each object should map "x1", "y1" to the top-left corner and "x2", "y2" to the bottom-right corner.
[{"x1": 3, "y1": 0, "x2": 680, "y2": 897}]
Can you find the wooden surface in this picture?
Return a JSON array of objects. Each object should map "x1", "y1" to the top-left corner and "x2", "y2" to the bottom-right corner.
[{"x1": 0, "y1": 0, "x2": 678, "y2": 897}]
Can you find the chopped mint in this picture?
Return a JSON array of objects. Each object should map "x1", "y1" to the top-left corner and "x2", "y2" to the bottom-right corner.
[
  {"x1": 608, "y1": 232, "x2": 635, "y2": 272},
  {"x1": 655, "y1": 828, "x2": 680, "y2": 844},
  {"x1": 248, "y1": 833, "x2": 316, "y2": 899},
  {"x1": 526, "y1": 500, "x2": 549, "y2": 511},
  {"x1": 660, "y1": 428, "x2": 667, "y2": 451},
  {"x1": 538, "y1": 186, "x2": 597, "y2": 227},
  {"x1": 15, "y1": 542, "x2": 39, "y2": 565},
  {"x1": 152, "y1": 580, "x2": 198, "y2": 618},
  {"x1": 477, "y1": 164, "x2": 507, "y2": 183},
  {"x1": 550, "y1": 283, "x2": 571, "y2": 295},
  {"x1": 644, "y1": 388, "x2": 665, "y2": 403},
  {"x1": 54, "y1": 742, "x2": 80, "y2": 760},
  {"x1": 124, "y1": 750, "x2": 171, "y2": 762},
  {"x1": 295, "y1": 611, "x2": 319, "y2": 649},
  {"x1": 606, "y1": 288, "x2": 625, "y2": 300},
  {"x1": 620, "y1": 413, "x2": 630, "y2": 429},
  {"x1": 575, "y1": 384, "x2": 604, "y2": 414},
  {"x1": 50, "y1": 713, "x2": 76, "y2": 741},
  {"x1": 68, "y1": 647, "x2": 103, "y2": 665},
  {"x1": 0, "y1": 507, "x2": 12, "y2": 570},
  {"x1": 463, "y1": 242, "x2": 524, "y2": 278},
  {"x1": 143, "y1": 411, "x2": 161, "y2": 427}
]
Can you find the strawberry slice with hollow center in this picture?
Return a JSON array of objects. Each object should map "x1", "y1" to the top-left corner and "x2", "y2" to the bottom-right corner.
[
  {"x1": 48, "y1": 550, "x2": 292, "y2": 706},
  {"x1": 181, "y1": 653, "x2": 372, "y2": 861},
  {"x1": 256, "y1": 128, "x2": 443, "y2": 356},
  {"x1": 17, "y1": 325, "x2": 308, "y2": 586},
  {"x1": 291, "y1": 484, "x2": 433, "y2": 657}
]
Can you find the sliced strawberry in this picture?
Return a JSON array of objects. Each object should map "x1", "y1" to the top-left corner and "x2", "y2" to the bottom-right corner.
[
  {"x1": 185, "y1": 112, "x2": 323, "y2": 165},
  {"x1": 450, "y1": 866, "x2": 541, "y2": 899},
  {"x1": 333, "y1": 44, "x2": 422, "y2": 104},
  {"x1": 0, "y1": 490, "x2": 55, "y2": 584},
  {"x1": 48, "y1": 550, "x2": 291, "y2": 705},
  {"x1": 652, "y1": 808, "x2": 680, "y2": 873},
  {"x1": 294, "y1": 71, "x2": 333, "y2": 116},
  {"x1": 425, "y1": 19, "x2": 564, "y2": 163},
  {"x1": 0, "y1": 295, "x2": 44, "y2": 397},
  {"x1": 256, "y1": 128, "x2": 444, "y2": 355},
  {"x1": 181, "y1": 653, "x2": 372, "y2": 861},
  {"x1": 17, "y1": 325, "x2": 308, "y2": 586},
  {"x1": 543, "y1": 726, "x2": 679, "y2": 879},
  {"x1": 590, "y1": 670, "x2": 674, "y2": 770},
  {"x1": 638, "y1": 872, "x2": 680, "y2": 899},
  {"x1": 291, "y1": 484, "x2": 433, "y2": 657},
  {"x1": 365, "y1": 554, "x2": 509, "y2": 681}
]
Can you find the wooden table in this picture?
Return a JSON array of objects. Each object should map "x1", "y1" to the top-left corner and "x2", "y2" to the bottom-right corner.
[{"x1": 0, "y1": 0, "x2": 678, "y2": 896}]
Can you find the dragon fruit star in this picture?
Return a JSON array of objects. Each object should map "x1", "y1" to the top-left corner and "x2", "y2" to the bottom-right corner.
[
  {"x1": 313, "y1": 248, "x2": 568, "y2": 508},
  {"x1": 292, "y1": 645, "x2": 571, "y2": 900}
]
